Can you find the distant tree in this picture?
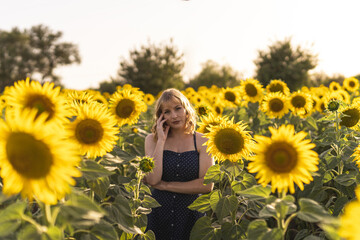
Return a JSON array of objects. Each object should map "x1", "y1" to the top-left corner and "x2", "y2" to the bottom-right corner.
[
  {"x1": 116, "y1": 39, "x2": 185, "y2": 95},
  {"x1": 254, "y1": 38, "x2": 317, "y2": 91},
  {"x1": 0, "y1": 25, "x2": 81, "y2": 92},
  {"x1": 187, "y1": 60, "x2": 241, "y2": 90},
  {"x1": 98, "y1": 78, "x2": 122, "y2": 94},
  {"x1": 308, "y1": 72, "x2": 345, "y2": 87}
]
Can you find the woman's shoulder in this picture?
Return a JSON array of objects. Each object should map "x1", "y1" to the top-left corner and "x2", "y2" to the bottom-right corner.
[
  {"x1": 145, "y1": 133, "x2": 155, "y2": 142},
  {"x1": 195, "y1": 131, "x2": 208, "y2": 145}
]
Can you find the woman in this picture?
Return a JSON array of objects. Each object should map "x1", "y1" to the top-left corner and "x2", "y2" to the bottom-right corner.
[{"x1": 144, "y1": 88, "x2": 214, "y2": 240}]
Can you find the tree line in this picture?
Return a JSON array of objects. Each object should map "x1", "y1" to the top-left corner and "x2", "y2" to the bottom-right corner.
[{"x1": 0, "y1": 25, "x2": 357, "y2": 94}]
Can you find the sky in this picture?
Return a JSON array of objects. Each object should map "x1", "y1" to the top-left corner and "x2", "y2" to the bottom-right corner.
[{"x1": 1, "y1": 0, "x2": 360, "y2": 90}]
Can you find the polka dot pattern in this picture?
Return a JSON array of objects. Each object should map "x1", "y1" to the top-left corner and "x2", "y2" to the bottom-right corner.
[{"x1": 147, "y1": 134, "x2": 204, "y2": 240}]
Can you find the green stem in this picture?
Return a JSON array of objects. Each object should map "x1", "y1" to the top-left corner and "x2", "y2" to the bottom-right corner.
[
  {"x1": 322, "y1": 186, "x2": 342, "y2": 196},
  {"x1": 22, "y1": 215, "x2": 46, "y2": 233},
  {"x1": 45, "y1": 204, "x2": 52, "y2": 226},
  {"x1": 283, "y1": 213, "x2": 297, "y2": 238},
  {"x1": 335, "y1": 111, "x2": 340, "y2": 142}
]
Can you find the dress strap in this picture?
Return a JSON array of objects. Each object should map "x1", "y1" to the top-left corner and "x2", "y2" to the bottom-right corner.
[{"x1": 193, "y1": 132, "x2": 197, "y2": 151}]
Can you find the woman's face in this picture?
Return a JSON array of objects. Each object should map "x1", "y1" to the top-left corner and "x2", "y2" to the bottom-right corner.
[{"x1": 161, "y1": 98, "x2": 187, "y2": 129}]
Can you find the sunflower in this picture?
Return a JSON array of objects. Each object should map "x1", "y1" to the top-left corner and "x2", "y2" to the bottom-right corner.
[
  {"x1": 195, "y1": 103, "x2": 214, "y2": 117},
  {"x1": 337, "y1": 89, "x2": 351, "y2": 104},
  {"x1": 109, "y1": 89, "x2": 147, "y2": 127},
  {"x1": 221, "y1": 87, "x2": 241, "y2": 107},
  {"x1": 338, "y1": 188, "x2": 360, "y2": 240},
  {"x1": 266, "y1": 79, "x2": 290, "y2": 96},
  {"x1": 329, "y1": 81, "x2": 342, "y2": 92},
  {"x1": 289, "y1": 91, "x2": 313, "y2": 117},
  {"x1": 144, "y1": 93, "x2": 156, "y2": 105},
  {"x1": 197, "y1": 113, "x2": 228, "y2": 134},
  {"x1": 261, "y1": 92, "x2": 289, "y2": 118},
  {"x1": 239, "y1": 78, "x2": 264, "y2": 103},
  {"x1": 247, "y1": 125, "x2": 319, "y2": 194},
  {"x1": 0, "y1": 108, "x2": 81, "y2": 204},
  {"x1": 5, "y1": 78, "x2": 71, "y2": 127},
  {"x1": 204, "y1": 120, "x2": 254, "y2": 162},
  {"x1": 339, "y1": 104, "x2": 360, "y2": 130},
  {"x1": 86, "y1": 90, "x2": 109, "y2": 106},
  {"x1": 68, "y1": 103, "x2": 119, "y2": 158},
  {"x1": 343, "y1": 77, "x2": 360, "y2": 92}
]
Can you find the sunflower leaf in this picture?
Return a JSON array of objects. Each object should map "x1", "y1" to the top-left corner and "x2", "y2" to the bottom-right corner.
[
  {"x1": 237, "y1": 185, "x2": 271, "y2": 200},
  {"x1": 81, "y1": 160, "x2": 115, "y2": 180},
  {"x1": 188, "y1": 192, "x2": 211, "y2": 213},
  {"x1": 297, "y1": 198, "x2": 330, "y2": 223},
  {"x1": 189, "y1": 216, "x2": 221, "y2": 240},
  {"x1": 204, "y1": 165, "x2": 222, "y2": 184}
]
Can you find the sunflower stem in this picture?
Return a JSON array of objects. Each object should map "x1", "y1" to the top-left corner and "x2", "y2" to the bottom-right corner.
[
  {"x1": 45, "y1": 204, "x2": 53, "y2": 226},
  {"x1": 22, "y1": 214, "x2": 46, "y2": 233},
  {"x1": 283, "y1": 213, "x2": 297, "y2": 238},
  {"x1": 335, "y1": 111, "x2": 340, "y2": 142}
]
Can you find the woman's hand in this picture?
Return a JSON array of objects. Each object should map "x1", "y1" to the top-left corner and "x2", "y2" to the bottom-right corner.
[{"x1": 156, "y1": 113, "x2": 170, "y2": 142}]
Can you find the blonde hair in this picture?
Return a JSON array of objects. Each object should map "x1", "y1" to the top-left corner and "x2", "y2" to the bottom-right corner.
[{"x1": 151, "y1": 88, "x2": 197, "y2": 140}]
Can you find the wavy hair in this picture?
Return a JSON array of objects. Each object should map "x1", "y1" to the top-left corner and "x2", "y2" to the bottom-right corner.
[{"x1": 151, "y1": 88, "x2": 197, "y2": 141}]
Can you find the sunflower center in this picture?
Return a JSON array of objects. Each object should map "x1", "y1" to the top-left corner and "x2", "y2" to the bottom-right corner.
[
  {"x1": 214, "y1": 128, "x2": 244, "y2": 155},
  {"x1": 6, "y1": 132, "x2": 53, "y2": 179},
  {"x1": 198, "y1": 106, "x2": 207, "y2": 116},
  {"x1": 269, "y1": 83, "x2": 284, "y2": 93},
  {"x1": 215, "y1": 106, "x2": 221, "y2": 115},
  {"x1": 75, "y1": 119, "x2": 104, "y2": 144},
  {"x1": 291, "y1": 96, "x2": 306, "y2": 108},
  {"x1": 116, "y1": 99, "x2": 135, "y2": 118},
  {"x1": 349, "y1": 81, "x2": 355, "y2": 88},
  {"x1": 245, "y1": 84, "x2": 258, "y2": 97},
  {"x1": 340, "y1": 108, "x2": 360, "y2": 128},
  {"x1": 25, "y1": 94, "x2": 55, "y2": 120},
  {"x1": 224, "y1": 91, "x2": 236, "y2": 102},
  {"x1": 269, "y1": 98, "x2": 284, "y2": 112},
  {"x1": 266, "y1": 142, "x2": 297, "y2": 173}
]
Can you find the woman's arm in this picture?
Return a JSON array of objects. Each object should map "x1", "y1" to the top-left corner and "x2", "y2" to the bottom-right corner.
[
  {"x1": 151, "y1": 132, "x2": 214, "y2": 194},
  {"x1": 144, "y1": 113, "x2": 170, "y2": 186},
  {"x1": 144, "y1": 134, "x2": 166, "y2": 186}
]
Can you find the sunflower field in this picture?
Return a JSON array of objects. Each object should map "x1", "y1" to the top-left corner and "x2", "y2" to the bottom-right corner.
[{"x1": 1, "y1": 77, "x2": 360, "y2": 239}]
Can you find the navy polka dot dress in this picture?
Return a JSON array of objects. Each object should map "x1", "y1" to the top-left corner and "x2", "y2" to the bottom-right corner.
[{"x1": 146, "y1": 133, "x2": 204, "y2": 240}]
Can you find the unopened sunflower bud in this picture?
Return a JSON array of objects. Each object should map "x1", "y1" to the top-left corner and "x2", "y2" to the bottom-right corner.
[
  {"x1": 132, "y1": 127, "x2": 139, "y2": 133},
  {"x1": 139, "y1": 156, "x2": 154, "y2": 173},
  {"x1": 327, "y1": 100, "x2": 340, "y2": 112}
]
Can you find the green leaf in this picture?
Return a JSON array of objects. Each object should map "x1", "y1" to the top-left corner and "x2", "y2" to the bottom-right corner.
[
  {"x1": 59, "y1": 191, "x2": 105, "y2": 228},
  {"x1": 237, "y1": 185, "x2": 271, "y2": 200},
  {"x1": 247, "y1": 219, "x2": 282, "y2": 240},
  {"x1": 188, "y1": 193, "x2": 211, "y2": 213},
  {"x1": 333, "y1": 196, "x2": 348, "y2": 216},
  {"x1": 139, "y1": 230, "x2": 155, "y2": 240},
  {"x1": 140, "y1": 184, "x2": 152, "y2": 195},
  {"x1": 221, "y1": 222, "x2": 244, "y2": 240},
  {"x1": 334, "y1": 171, "x2": 357, "y2": 187},
  {"x1": 0, "y1": 201, "x2": 27, "y2": 237},
  {"x1": 297, "y1": 198, "x2": 330, "y2": 223},
  {"x1": 305, "y1": 116, "x2": 318, "y2": 130},
  {"x1": 81, "y1": 160, "x2": 114, "y2": 180},
  {"x1": 210, "y1": 190, "x2": 222, "y2": 212},
  {"x1": 104, "y1": 195, "x2": 142, "y2": 235},
  {"x1": 45, "y1": 226, "x2": 63, "y2": 240},
  {"x1": 17, "y1": 224, "x2": 41, "y2": 240},
  {"x1": 189, "y1": 216, "x2": 220, "y2": 240},
  {"x1": 231, "y1": 173, "x2": 257, "y2": 193},
  {"x1": 215, "y1": 196, "x2": 238, "y2": 224},
  {"x1": 88, "y1": 220, "x2": 119, "y2": 240},
  {"x1": 204, "y1": 165, "x2": 222, "y2": 184},
  {"x1": 87, "y1": 176, "x2": 110, "y2": 199},
  {"x1": 221, "y1": 160, "x2": 243, "y2": 178},
  {"x1": 142, "y1": 195, "x2": 161, "y2": 209}
]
